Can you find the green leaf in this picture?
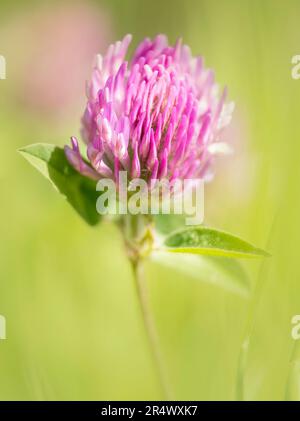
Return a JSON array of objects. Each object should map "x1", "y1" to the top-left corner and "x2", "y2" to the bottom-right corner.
[
  {"x1": 151, "y1": 251, "x2": 251, "y2": 297},
  {"x1": 164, "y1": 226, "x2": 270, "y2": 258},
  {"x1": 19, "y1": 143, "x2": 101, "y2": 226}
]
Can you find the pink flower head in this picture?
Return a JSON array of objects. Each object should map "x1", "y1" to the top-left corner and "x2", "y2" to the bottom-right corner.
[{"x1": 65, "y1": 34, "x2": 234, "y2": 185}]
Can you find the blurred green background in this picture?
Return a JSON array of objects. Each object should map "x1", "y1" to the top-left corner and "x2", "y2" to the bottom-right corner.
[{"x1": 0, "y1": 0, "x2": 300, "y2": 400}]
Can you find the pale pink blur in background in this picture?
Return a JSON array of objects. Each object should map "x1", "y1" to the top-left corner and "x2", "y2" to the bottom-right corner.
[
  {"x1": 205, "y1": 107, "x2": 258, "y2": 225},
  {"x1": 1, "y1": 1, "x2": 113, "y2": 120}
]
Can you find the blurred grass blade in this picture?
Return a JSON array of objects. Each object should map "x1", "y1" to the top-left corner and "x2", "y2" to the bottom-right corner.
[
  {"x1": 286, "y1": 341, "x2": 300, "y2": 400},
  {"x1": 164, "y1": 227, "x2": 270, "y2": 259},
  {"x1": 19, "y1": 143, "x2": 101, "y2": 226},
  {"x1": 235, "y1": 217, "x2": 275, "y2": 400},
  {"x1": 151, "y1": 251, "x2": 251, "y2": 297},
  {"x1": 286, "y1": 361, "x2": 300, "y2": 400}
]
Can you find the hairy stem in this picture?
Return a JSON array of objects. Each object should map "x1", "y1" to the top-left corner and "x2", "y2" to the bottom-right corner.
[{"x1": 132, "y1": 258, "x2": 172, "y2": 400}]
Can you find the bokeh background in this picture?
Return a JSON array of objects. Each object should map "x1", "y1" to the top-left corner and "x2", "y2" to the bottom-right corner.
[{"x1": 0, "y1": 0, "x2": 300, "y2": 400}]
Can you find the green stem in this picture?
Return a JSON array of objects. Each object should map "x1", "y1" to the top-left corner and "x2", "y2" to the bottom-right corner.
[{"x1": 131, "y1": 258, "x2": 172, "y2": 400}]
